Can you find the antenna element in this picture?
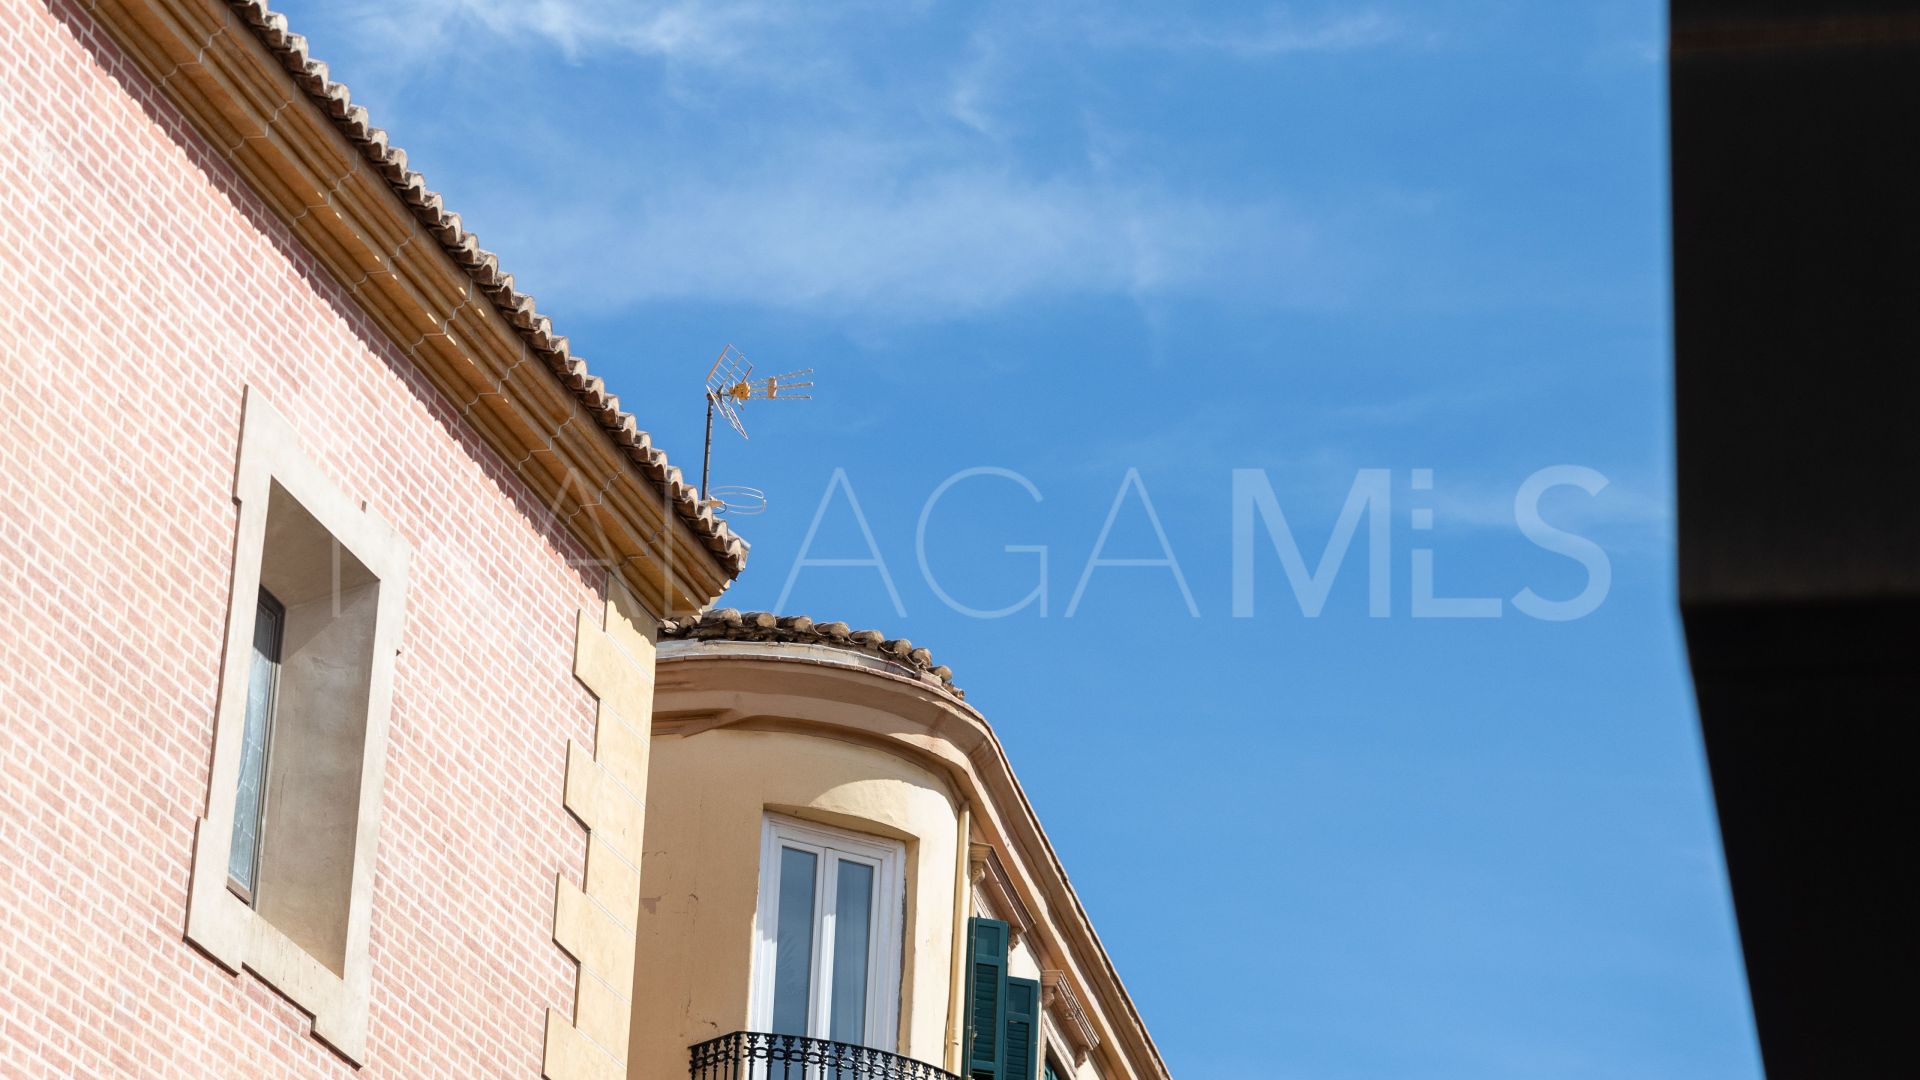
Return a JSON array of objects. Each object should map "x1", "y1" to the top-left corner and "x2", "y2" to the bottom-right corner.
[{"x1": 700, "y1": 345, "x2": 814, "y2": 512}]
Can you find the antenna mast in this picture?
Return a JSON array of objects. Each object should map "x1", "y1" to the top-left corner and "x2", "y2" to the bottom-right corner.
[{"x1": 699, "y1": 344, "x2": 813, "y2": 516}]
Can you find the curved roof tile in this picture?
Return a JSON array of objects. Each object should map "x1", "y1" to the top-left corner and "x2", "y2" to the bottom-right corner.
[{"x1": 659, "y1": 610, "x2": 964, "y2": 698}]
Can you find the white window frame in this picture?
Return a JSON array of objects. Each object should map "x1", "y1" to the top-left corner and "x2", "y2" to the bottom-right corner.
[
  {"x1": 749, "y1": 814, "x2": 907, "y2": 1051},
  {"x1": 184, "y1": 389, "x2": 409, "y2": 1064}
]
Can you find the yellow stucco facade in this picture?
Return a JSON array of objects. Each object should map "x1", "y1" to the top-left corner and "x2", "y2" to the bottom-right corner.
[
  {"x1": 626, "y1": 627, "x2": 1170, "y2": 1080},
  {"x1": 632, "y1": 728, "x2": 962, "y2": 1075}
]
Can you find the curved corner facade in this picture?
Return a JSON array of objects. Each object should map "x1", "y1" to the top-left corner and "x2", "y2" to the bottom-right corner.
[{"x1": 632, "y1": 633, "x2": 1170, "y2": 1080}]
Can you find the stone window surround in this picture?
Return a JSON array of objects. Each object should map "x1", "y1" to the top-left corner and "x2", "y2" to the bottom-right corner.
[{"x1": 185, "y1": 387, "x2": 409, "y2": 1064}]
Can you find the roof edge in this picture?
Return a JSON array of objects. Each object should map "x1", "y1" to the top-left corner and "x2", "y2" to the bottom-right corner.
[
  {"x1": 85, "y1": 0, "x2": 744, "y2": 612},
  {"x1": 660, "y1": 610, "x2": 964, "y2": 697}
]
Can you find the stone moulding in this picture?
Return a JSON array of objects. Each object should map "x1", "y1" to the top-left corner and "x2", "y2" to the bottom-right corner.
[
  {"x1": 1040, "y1": 969, "x2": 1101, "y2": 1065},
  {"x1": 185, "y1": 389, "x2": 410, "y2": 1065},
  {"x1": 546, "y1": 581, "x2": 660, "y2": 1080},
  {"x1": 969, "y1": 842, "x2": 1036, "y2": 950},
  {"x1": 83, "y1": 0, "x2": 742, "y2": 616}
]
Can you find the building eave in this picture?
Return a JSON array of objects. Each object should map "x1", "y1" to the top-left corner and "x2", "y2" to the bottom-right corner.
[
  {"x1": 661, "y1": 609, "x2": 965, "y2": 696},
  {"x1": 86, "y1": 0, "x2": 744, "y2": 614}
]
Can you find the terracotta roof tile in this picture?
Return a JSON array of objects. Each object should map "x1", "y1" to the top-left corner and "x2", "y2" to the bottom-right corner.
[
  {"x1": 224, "y1": 0, "x2": 746, "y2": 577},
  {"x1": 659, "y1": 610, "x2": 964, "y2": 698}
]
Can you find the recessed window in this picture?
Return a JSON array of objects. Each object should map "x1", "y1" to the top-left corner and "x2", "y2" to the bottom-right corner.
[
  {"x1": 751, "y1": 815, "x2": 906, "y2": 1051},
  {"x1": 223, "y1": 481, "x2": 383, "y2": 974},
  {"x1": 184, "y1": 390, "x2": 408, "y2": 1064}
]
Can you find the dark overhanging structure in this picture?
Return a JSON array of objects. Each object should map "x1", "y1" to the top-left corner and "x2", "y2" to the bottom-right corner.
[{"x1": 1671, "y1": 2, "x2": 1920, "y2": 1075}]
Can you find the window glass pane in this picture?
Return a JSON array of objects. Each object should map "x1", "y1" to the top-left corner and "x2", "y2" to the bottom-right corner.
[
  {"x1": 227, "y1": 594, "x2": 282, "y2": 894},
  {"x1": 771, "y1": 846, "x2": 818, "y2": 1036},
  {"x1": 829, "y1": 859, "x2": 875, "y2": 1044}
]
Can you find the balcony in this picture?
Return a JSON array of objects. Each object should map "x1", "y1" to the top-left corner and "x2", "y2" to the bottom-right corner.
[{"x1": 690, "y1": 1032, "x2": 961, "y2": 1080}]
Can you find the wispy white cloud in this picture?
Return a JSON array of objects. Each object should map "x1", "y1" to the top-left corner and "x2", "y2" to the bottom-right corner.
[
  {"x1": 1330, "y1": 384, "x2": 1509, "y2": 428},
  {"x1": 472, "y1": 140, "x2": 1331, "y2": 316},
  {"x1": 336, "y1": 0, "x2": 830, "y2": 64},
  {"x1": 1425, "y1": 473, "x2": 1673, "y2": 556},
  {"x1": 942, "y1": 5, "x2": 1413, "y2": 136},
  {"x1": 300, "y1": 0, "x2": 1425, "y2": 320},
  {"x1": 945, "y1": 32, "x2": 1007, "y2": 139},
  {"x1": 347, "y1": 1, "x2": 1411, "y2": 65},
  {"x1": 1083, "y1": 8, "x2": 1411, "y2": 58},
  {"x1": 479, "y1": 1, "x2": 763, "y2": 62},
  {"x1": 319, "y1": 0, "x2": 894, "y2": 122}
]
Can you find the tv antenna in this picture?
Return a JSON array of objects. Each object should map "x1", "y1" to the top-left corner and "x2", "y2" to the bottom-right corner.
[{"x1": 700, "y1": 344, "x2": 812, "y2": 515}]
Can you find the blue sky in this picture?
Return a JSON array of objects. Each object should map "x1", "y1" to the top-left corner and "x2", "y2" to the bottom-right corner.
[{"x1": 279, "y1": 2, "x2": 1757, "y2": 1076}]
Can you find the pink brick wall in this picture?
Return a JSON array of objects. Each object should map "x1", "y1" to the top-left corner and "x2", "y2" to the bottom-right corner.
[{"x1": 0, "y1": 2, "x2": 605, "y2": 1075}]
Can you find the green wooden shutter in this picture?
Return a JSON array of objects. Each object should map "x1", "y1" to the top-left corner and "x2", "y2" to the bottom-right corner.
[
  {"x1": 1043, "y1": 1063, "x2": 1062, "y2": 1080},
  {"x1": 1005, "y1": 976, "x2": 1040, "y2": 1080},
  {"x1": 966, "y1": 917, "x2": 1010, "y2": 1080}
]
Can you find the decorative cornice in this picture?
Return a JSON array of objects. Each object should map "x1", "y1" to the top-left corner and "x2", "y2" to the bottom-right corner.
[
  {"x1": 968, "y1": 842, "x2": 1036, "y2": 951},
  {"x1": 84, "y1": 0, "x2": 743, "y2": 614},
  {"x1": 1041, "y1": 969, "x2": 1101, "y2": 1064},
  {"x1": 660, "y1": 609, "x2": 963, "y2": 697}
]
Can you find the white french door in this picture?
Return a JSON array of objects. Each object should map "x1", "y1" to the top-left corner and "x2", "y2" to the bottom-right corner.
[{"x1": 750, "y1": 815, "x2": 906, "y2": 1053}]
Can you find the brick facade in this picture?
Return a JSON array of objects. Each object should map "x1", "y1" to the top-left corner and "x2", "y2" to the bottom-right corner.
[{"x1": 0, "y1": 2, "x2": 615, "y2": 1074}]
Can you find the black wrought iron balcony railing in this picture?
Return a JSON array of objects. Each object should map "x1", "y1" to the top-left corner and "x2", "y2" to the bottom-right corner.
[{"x1": 690, "y1": 1031, "x2": 961, "y2": 1080}]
